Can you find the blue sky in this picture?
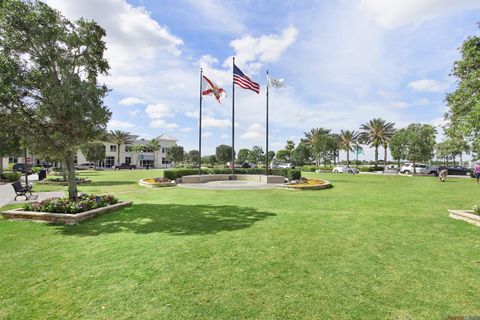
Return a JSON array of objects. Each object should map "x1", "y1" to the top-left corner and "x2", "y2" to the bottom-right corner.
[{"x1": 44, "y1": 0, "x2": 480, "y2": 159}]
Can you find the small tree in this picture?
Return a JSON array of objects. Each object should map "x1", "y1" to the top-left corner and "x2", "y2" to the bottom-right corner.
[
  {"x1": 80, "y1": 142, "x2": 106, "y2": 168},
  {"x1": 131, "y1": 145, "x2": 145, "y2": 166},
  {"x1": 188, "y1": 150, "x2": 200, "y2": 166},
  {"x1": 405, "y1": 124, "x2": 436, "y2": 173},
  {"x1": 285, "y1": 140, "x2": 295, "y2": 152},
  {"x1": 167, "y1": 145, "x2": 184, "y2": 165},
  {"x1": 249, "y1": 146, "x2": 264, "y2": 164},
  {"x1": 389, "y1": 129, "x2": 408, "y2": 170},
  {"x1": 291, "y1": 143, "x2": 311, "y2": 166},
  {"x1": 109, "y1": 131, "x2": 133, "y2": 165},
  {"x1": 147, "y1": 139, "x2": 160, "y2": 168},
  {"x1": 208, "y1": 155, "x2": 217, "y2": 166},
  {"x1": 237, "y1": 148, "x2": 250, "y2": 163},
  {"x1": 216, "y1": 145, "x2": 232, "y2": 165},
  {"x1": 275, "y1": 149, "x2": 290, "y2": 162},
  {"x1": 0, "y1": 112, "x2": 22, "y2": 174}
]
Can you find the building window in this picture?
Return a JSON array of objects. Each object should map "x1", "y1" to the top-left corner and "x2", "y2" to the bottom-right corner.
[
  {"x1": 125, "y1": 157, "x2": 131, "y2": 165},
  {"x1": 140, "y1": 160, "x2": 154, "y2": 168},
  {"x1": 125, "y1": 146, "x2": 132, "y2": 152},
  {"x1": 8, "y1": 157, "x2": 18, "y2": 164},
  {"x1": 105, "y1": 156, "x2": 115, "y2": 167},
  {"x1": 162, "y1": 157, "x2": 167, "y2": 164},
  {"x1": 110, "y1": 145, "x2": 117, "y2": 152}
]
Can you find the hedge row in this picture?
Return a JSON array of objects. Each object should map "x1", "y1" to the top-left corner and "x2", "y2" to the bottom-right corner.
[
  {"x1": 358, "y1": 166, "x2": 384, "y2": 172},
  {"x1": 164, "y1": 168, "x2": 301, "y2": 180}
]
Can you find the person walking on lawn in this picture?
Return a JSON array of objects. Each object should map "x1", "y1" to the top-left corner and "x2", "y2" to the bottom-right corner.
[{"x1": 475, "y1": 161, "x2": 480, "y2": 184}]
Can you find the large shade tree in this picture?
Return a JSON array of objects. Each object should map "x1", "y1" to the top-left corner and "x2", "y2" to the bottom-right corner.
[
  {"x1": 0, "y1": 0, "x2": 111, "y2": 199},
  {"x1": 359, "y1": 118, "x2": 395, "y2": 168},
  {"x1": 445, "y1": 24, "x2": 480, "y2": 144},
  {"x1": 404, "y1": 124, "x2": 436, "y2": 173}
]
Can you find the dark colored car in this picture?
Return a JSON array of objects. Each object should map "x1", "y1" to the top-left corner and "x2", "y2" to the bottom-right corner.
[
  {"x1": 113, "y1": 163, "x2": 137, "y2": 170},
  {"x1": 439, "y1": 166, "x2": 472, "y2": 176},
  {"x1": 12, "y1": 163, "x2": 32, "y2": 174}
]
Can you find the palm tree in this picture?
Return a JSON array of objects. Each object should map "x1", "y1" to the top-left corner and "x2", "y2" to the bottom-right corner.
[
  {"x1": 304, "y1": 128, "x2": 331, "y2": 166},
  {"x1": 339, "y1": 130, "x2": 359, "y2": 167},
  {"x1": 147, "y1": 139, "x2": 160, "y2": 168},
  {"x1": 359, "y1": 118, "x2": 395, "y2": 168},
  {"x1": 109, "y1": 130, "x2": 134, "y2": 165}
]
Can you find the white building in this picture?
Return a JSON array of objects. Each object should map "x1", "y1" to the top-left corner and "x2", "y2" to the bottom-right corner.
[
  {"x1": 76, "y1": 134, "x2": 177, "y2": 168},
  {"x1": 1, "y1": 133, "x2": 178, "y2": 169}
]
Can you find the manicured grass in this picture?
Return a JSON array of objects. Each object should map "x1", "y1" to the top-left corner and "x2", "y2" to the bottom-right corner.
[{"x1": 0, "y1": 171, "x2": 479, "y2": 319}]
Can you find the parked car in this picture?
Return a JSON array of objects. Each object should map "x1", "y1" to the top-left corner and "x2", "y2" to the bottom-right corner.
[
  {"x1": 75, "y1": 163, "x2": 95, "y2": 170},
  {"x1": 278, "y1": 163, "x2": 295, "y2": 169},
  {"x1": 399, "y1": 163, "x2": 438, "y2": 175},
  {"x1": 241, "y1": 162, "x2": 257, "y2": 168},
  {"x1": 112, "y1": 163, "x2": 137, "y2": 170},
  {"x1": 226, "y1": 162, "x2": 243, "y2": 169},
  {"x1": 332, "y1": 166, "x2": 359, "y2": 174},
  {"x1": 438, "y1": 165, "x2": 472, "y2": 176},
  {"x1": 12, "y1": 163, "x2": 32, "y2": 175}
]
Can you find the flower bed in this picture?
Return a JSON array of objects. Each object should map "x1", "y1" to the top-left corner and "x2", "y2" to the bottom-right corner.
[
  {"x1": 448, "y1": 209, "x2": 480, "y2": 226},
  {"x1": 285, "y1": 178, "x2": 332, "y2": 190},
  {"x1": 139, "y1": 177, "x2": 176, "y2": 188},
  {"x1": 24, "y1": 194, "x2": 118, "y2": 214},
  {"x1": 1, "y1": 194, "x2": 132, "y2": 224}
]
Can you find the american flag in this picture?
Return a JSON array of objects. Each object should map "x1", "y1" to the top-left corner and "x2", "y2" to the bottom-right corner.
[{"x1": 233, "y1": 64, "x2": 260, "y2": 94}]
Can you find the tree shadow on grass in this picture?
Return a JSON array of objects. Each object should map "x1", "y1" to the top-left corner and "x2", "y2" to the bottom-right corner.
[{"x1": 58, "y1": 204, "x2": 276, "y2": 236}]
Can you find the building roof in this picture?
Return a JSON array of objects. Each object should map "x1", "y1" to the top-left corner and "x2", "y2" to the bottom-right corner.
[{"x1": 155, "y1": 134, "x2": 177, "y2": 141}]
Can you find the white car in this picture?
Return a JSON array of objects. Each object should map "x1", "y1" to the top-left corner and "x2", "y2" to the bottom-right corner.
[
  {"x1": 332, "y1": 166, "x2": 359, "y2": 174},
  {"x1": 399, "y1": 163, "x2": 436, "y2": 175},
  {"x1": 278, "y1": 163, "x2": 294, "y2": 169}
]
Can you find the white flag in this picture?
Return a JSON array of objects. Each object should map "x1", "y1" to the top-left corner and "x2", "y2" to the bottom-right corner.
[{"x1": 267, "y1": 75, "x2": 285, "y2": 88}]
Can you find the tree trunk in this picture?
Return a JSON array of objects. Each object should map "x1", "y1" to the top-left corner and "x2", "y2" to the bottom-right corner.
[
  {"x1": 413, "y1": 160, "x2": 416, "y2": 174},
  {"x1": 65, "y1": 153, "x2": 78, "y2": 200},
  {"x1": 397, "y1": 159, "x2": 400, "y2": 172},
  {"x1": 460, "y1": 153, "x2": 463, "y2": 166},
  {"x1": 0, "y1": 159, "x2": 3, "y2": 175},
  {"x1": 346, "y1": 150, "x2": 350, "y2": 167},
  {"x1": 117, "y1": 144, "x2": 121, "y2": 165},
  {"x1": 62, "y1": 161, "x2": 67, "y2": 181},
  {"x1": 384, "y1": 144, "x2": 387, "y2": 165},
  {"x1": 374, "y1": 146, "x2": 379, "y2": 168}
]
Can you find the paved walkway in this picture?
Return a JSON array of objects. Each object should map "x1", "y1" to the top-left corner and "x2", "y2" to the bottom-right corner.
[{"x1": 178, "y1": 180, "x2": 285, "y2": 190}]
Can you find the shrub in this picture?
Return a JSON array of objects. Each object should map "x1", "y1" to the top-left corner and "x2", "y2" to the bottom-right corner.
[
  {"x1": 289, "y1": 169, "x2": 301, "y2": 180},
  {"x1": 0, "y1": 172, "x2": 21, "y2": 182},
  {"x1": 301, "y1": 165, "x2": 318, "y2": 172},
  {"x1": 32, "y1": 166, "x2": 42, "y2": 174},
  {"x1": 472, "y1": 204, "x2": 480, "y2": 215},
  {"x1": 23, "y1": 194, "x2": 118, "y2": 214},
  {"x1": 358, "y1": 166, "x2": 384, "y2": 172}
]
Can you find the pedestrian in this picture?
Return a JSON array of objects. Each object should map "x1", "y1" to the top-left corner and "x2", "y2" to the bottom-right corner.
[{"x1": 475, "y1": 161, "x2": 480, "y2": 184}]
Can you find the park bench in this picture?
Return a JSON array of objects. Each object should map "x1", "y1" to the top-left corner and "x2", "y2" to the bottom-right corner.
[{"x1": 11, "y1": 181, "x2": 32, "y2": 201}]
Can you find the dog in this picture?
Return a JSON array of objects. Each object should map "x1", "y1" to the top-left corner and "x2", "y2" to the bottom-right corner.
[{"x1": 438, "y1": 169, "x2": 448, "y2": 182}]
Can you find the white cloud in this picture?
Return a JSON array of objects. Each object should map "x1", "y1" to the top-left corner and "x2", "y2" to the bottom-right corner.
[
  {"x1": 185, "y1": 111, "x2": 198, "y2": 119},
  {"x1": 128, "y1": 109, "x2": 140, "y2": 117},
  {"x1": 227, "y1": 26, "x2": 298, "y2": 74},
  {"x1": 203, "y1": 116, "x2": 230, "y2": 128},
  {"x1": 220, "y1": 134, "x2": 229, "y2": 139},
  {"x1": 181, "y1": 127, "x2": 192, "y2": 132},
  {"x1": 185, "y1": 0, "x2": 245, "y2": 34},
  {"x1": 145, "y1": 103, "x2": 172, "y2": 119},
  {"x1": 119, "y1": 97, "x2": 146, "y2": 106},
  {"x1": 108, "y1": 119, "x2": 135, "y2": 129},
  {"x1": 150, "y1": 119, "x2": 178, "y2": 129},
  {"x1": 387, "y1": 101, "x2": 409, "y2": 109},
  {"x1": 360, "y1": 0, "x2": 480, "y2": 29},
  {"x1": 408, "y1": 79, "x2": 445, "y2": 92},
  {"x1": 202, "y1": 132, "x2": 212, "y2": 138},
  {"x1": 240, "y1": 123, "x2": 265, "y2": 141}
]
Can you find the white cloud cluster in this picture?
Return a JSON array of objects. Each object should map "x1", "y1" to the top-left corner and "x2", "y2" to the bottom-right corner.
[
  {"x1": 408, "y1": 79, "x2": 445, "y2": 92},
  {"x1": 119, "y1": 97, "x2": 146, "y2": 106},
  {"x1": 360, "y1": 0, "x2": 480, "y2": 29},
  {"x1": 108, "y1": 119, "x2": 134, "y2": 129},
  {"x1": 240, "y1": 123, "x2": 265, "y2": 140},
  {"x1": 229, "y1": 26, "x2": 298, "y2": 73},
  {"x1": 145, "y1": 103, "x2": 172, "y2": 119}
]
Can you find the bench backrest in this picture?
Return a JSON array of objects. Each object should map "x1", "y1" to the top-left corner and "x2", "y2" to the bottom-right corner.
[{"x1": 11, "y1": 181, "x2": 23, "y2": 191}]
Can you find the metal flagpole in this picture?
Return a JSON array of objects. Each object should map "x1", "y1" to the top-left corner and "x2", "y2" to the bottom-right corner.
[
  {"x1": 266, "y1": 70, "x2": 269, "y2": 176},
  {"x1": 198, "y1": 68, "x2": 203, "y2": 175},
  {"x1": 231, "y1": 57, "x2": 235, "y2": 175}
]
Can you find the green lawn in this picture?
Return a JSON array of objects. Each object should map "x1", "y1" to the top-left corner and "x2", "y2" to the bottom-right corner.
[{"x1": 0, "y1": 170, "x2": 479, "y2": 319}]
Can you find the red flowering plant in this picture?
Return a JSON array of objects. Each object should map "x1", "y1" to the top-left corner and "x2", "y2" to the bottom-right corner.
[{"x1": 23, "y1": 194, "x2": 118, "y2": 214}]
